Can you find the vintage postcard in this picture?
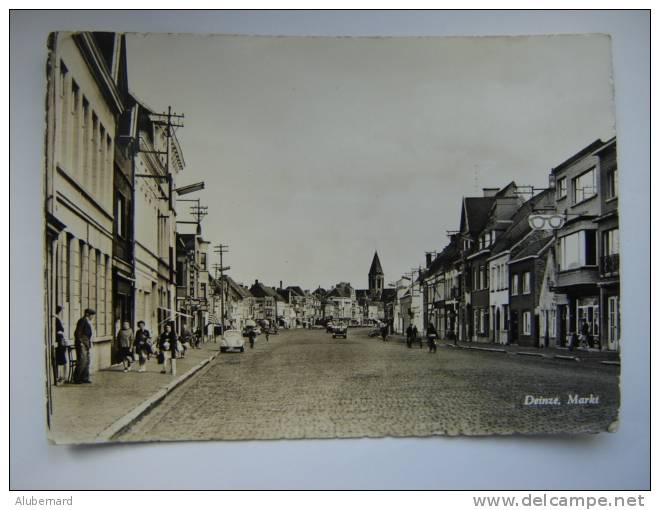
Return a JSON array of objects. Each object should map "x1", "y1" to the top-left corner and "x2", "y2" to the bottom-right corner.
[{"x1": 43, "y1": 32, "x2": 620, "y2": 443}]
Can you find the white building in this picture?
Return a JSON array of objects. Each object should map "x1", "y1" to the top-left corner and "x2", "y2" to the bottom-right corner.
[
  {"x1": 132, "y1": 97, "x2": 185, "y2": 336},
  {"x1": 44, "y1": 32, "x2": 128, "y2": 373}
]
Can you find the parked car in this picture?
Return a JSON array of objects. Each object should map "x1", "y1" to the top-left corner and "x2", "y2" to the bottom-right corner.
[
  {"x1": 220, "y1": 330, "x2": 245, "y2": 353},
  {"x1": 333, "y1": 323, "x2": 348, "y2": 339},
  {"x1": 325, "y1": 321, "x2": 335, "y2": 333}
]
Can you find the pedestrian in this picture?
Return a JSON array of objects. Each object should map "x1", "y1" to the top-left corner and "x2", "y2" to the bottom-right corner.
[
  {"x1": 180, "y1": 324, "x2": 192, "y2": 358},
  {"x1": 53, "y1": 305, "x2": 68, "y2": 384},
  {"x1": 116, "y1": 321, "x2": 134, "y2": 372},
  {"x1": 134, "y1": 321, "x2": 151, "y2": 373},
  {"x1": 406, "y1": 324, "x2": 413, "y2": 348},
  {"x1": 247, "y1": 326, "x2": 257, "y2": 349},
  {"x1": 158, "y1": 323, "x2": 177, "y2": 374},
  {"x1": 412, "y1": 325, "x2": 421, "y2": 349},
  {"x1": 73, "y1": 308, "x2": 95, "y2": 384},
  {"x1": 381, "y1": 323, "x2": 388, "y2": 342},
  {"x1": 427, "y1": 323, "x2": 438, "y2": 353}
]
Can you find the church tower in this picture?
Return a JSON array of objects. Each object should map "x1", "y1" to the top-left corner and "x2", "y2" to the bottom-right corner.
[{"x1": 368, "y1": 251, "x2": 384, "y2": 297}]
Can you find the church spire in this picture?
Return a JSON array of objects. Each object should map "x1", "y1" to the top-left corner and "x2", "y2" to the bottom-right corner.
[
  {"x1": 368, "y1": 251, "x2": 384, "y2": 276},
  {"x1": 368, "y1": 251, "x2": 384, "y2": 296}
]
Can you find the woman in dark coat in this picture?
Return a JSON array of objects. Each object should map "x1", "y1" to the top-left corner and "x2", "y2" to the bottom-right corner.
[{"x1": 158, "y1": 323, "x2": 178, "y2": 374}]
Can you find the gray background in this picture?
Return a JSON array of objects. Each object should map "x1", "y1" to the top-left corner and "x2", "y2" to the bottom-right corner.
[{"x1": 10, "y1": 10, "x2": 650, "y2": 490}]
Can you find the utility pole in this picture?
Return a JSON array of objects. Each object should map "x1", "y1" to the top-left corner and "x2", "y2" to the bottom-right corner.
[{"x1": 214, "y1": 244, "x2": 230, "y2": 333}]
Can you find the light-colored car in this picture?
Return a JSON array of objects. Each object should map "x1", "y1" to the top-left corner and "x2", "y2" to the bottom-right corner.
[{"x1": 220, "y1": 329, "x2": 245, "y2": 353}]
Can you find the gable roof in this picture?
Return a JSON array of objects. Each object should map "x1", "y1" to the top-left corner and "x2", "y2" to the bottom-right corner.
[
  {"x1": 461, "y1": 197, "x2": 496, "y2": 234},
  {"x1": 219, "y1": 275, "x2": 253, "y2": 299},
  {"x1": 286, "y1": 286, "x2": 306, "y2": 297},
  {"x1": 509, "y1": 230, "x2": 554, "y2": 263}
]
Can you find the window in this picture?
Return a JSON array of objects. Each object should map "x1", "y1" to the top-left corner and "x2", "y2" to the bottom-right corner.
[
  {"x1": 549, "y1": 309, "x2": 556, "y2": 337},
  {"x1": 522, "y1": 311, "x2": 531, "y2": 335},
  {"x1": 116, "y1": 193, "x2": 126, "y2": 238},
  {"x1": 522, "y1": 271, "x2": 531, "y2": 294},
  {"x1": 176, "y1": 261, "x2": 184, "y2": 286},
  {"x1": 479, "y1": 266, "x2": 485, "y2": 290},
  {"x1": 558, "y1": 230, "x2": 597, "y2": 270},
  {"x1": 607, "y1": 168, "x2": 618, "y2": 199},
  {"x1": 572, "y1": 168, "x2": 597, "y2": 204},
  {"x1": 511, "y1": 274, "x2": 519, "y2": 295},
  {"x1": 201, "y1": 282, "x2": 207, "y2": 300},
  {"x1": 200, "y1": 252, "x2": 207, "y2": 270},
  {"x1": 603, "y1": 229, "x2": 619, "y2": 256},
  {"x1": 59, "y1": 61, "x2": 68, "y2": 96},
  {"x1": 607, "y1": 296, "x2": 619, "y2": 342},
  {"x1": 556, "y1": 177, "x2": 567, "y2": 199}
]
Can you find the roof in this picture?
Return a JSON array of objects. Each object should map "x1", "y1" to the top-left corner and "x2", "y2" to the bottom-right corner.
[
  {"x1": 424, "y1": 238, "x2": 461, "y2": 278},
  {"x1": 220, "y1": 275, "x2": 253, "y2": 299},
  {"x1": 249, "y1": 282, "x2": 283, "y2": 300},
  {"x1": 286, "y1": 286, "x2": 306, "y2": 297},
  {"x1": 551, "y1": 139, "x2": 608, "y2": 175},
  {"x1": 327, "y1": 282, "x2": 354, "y2": 299},
  {"x1": 368, "y1": 252, "x2": 384, "y2": 276},
  {"x1": 489, "y1": 189, "x2": 555, "y2": 258},
  {"x1": 510, "y1": 230, "x2": 554, "y2": 263},
  {"x1": 461, "y1": 197, "x2": 496, "y2": 234},
  {"x1": 380, "y1": 288, "x2": 397, "y2": 302}
]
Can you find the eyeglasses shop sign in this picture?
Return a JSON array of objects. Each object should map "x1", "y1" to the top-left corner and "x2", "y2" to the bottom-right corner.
[{"x1": 528, "y1": 214, "x2": 566, "y2": 231}]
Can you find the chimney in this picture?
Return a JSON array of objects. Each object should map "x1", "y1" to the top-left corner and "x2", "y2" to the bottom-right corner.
[
  {"x1": 255, "y1": 279, "x2": 259, "y2": 286},
  {"x1": 426, "y1": 253, "x2": 433, "y2": 268},
  {"x1": 280, "y1": 280, "x2": 283, "y2": 289}
]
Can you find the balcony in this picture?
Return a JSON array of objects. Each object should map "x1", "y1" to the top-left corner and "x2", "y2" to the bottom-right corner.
[{"x1": 600, "y1": 253, "x2": 619, "y2": 277}]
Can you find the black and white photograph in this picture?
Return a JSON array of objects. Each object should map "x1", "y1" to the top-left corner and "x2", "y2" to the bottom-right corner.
[{"x1": 39, "y1": 29, "x2": 626, "y2": 444}]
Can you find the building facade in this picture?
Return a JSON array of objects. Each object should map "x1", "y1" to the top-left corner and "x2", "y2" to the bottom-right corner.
[{"x1": 44, "y1": 32, "x2": 128, "y2": 376}]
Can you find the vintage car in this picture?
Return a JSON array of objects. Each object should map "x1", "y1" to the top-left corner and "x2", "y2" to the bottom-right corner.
[
  {"x1": 220, "y1": 329, "x2": 245, "y2": 353},
  {"x1": 332, "y1": 323, "x2": 348, "y2": 339}
]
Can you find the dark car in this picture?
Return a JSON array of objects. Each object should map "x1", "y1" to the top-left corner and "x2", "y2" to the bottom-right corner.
[{"x1": 332, "y1": 323, "x2": 348, "y2": 339}]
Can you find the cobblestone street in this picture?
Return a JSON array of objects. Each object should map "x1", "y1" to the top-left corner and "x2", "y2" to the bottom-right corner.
[{"x1": 119, "y1": 328, "x2": 620, "y2": 442}]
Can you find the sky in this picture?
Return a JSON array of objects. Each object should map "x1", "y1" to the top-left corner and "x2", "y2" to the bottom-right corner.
[{"x1": 126, "y1": 33, "x2": 615, "y2": 291}]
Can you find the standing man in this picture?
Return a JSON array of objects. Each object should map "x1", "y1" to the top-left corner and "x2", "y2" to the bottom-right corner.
[
  {"x1": 73, "y1": 308, "x2": 95, "y2": 384},
  {"x1": 406, "y1": 324, "x2": 413, "y2": 348}
]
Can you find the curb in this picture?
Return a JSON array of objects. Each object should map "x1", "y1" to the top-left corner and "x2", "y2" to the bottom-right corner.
[
  {"x1": 516, "y1": 351, "x2": 548, "y2": 358},
  {"x1": 554, "y1": 354, "x2": 581, "y2": 362},
  {"x1": 96, "y1": 351, "x2": 219, "y2": 442}
]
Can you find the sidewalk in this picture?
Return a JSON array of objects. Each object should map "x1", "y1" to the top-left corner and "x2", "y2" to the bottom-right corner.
[
  {"x1": 48, "y1": 340, "x2": 220, "y2": 444},
  {"x1": 380, "y1": 333, "x2": 620, "y2": 364}
]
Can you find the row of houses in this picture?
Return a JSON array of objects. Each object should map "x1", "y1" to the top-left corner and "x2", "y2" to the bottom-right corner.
[
  {"x1": 43, "y1": 32, "x2": 217, "y2": 389},
  {"x1": 403, "y1": 137, "x2": 620, "y2": 351}
]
